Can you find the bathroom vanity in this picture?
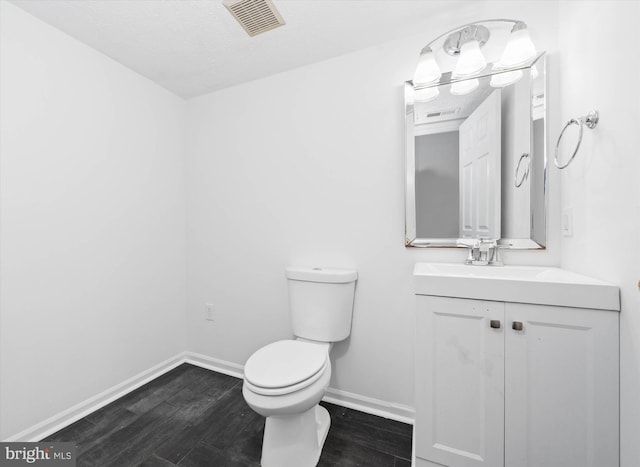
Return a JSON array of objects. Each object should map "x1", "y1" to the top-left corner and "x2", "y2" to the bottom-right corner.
[{"x1": 413, "y1": 263, "x2": 620, "y2": 467}]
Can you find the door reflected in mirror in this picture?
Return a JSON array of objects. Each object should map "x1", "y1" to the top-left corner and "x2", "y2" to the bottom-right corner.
[{"x1": 405, "y1": 54, "x2": 546, "y2": 249}]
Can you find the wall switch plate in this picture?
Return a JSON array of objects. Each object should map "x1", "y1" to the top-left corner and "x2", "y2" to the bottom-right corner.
[
  {"x1": 562, "y1": 208, "x2": 573, "y2": 237},
  {"x1": 205, "y1": 303, "x2": 215, "y2": 321}
]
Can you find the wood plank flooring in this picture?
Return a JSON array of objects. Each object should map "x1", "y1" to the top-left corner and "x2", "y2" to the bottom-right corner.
[{"x1": 44, "y1": 364, "x2": 412, "y2": 466}]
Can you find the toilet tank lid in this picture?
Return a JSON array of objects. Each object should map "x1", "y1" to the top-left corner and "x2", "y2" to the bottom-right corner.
[{"x1": 286, "y1": 267, "x2": 357, "y2": 283}]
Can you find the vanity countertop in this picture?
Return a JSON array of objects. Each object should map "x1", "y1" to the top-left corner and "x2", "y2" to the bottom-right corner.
[{"x1": 414, "y1": 263, "x2": 620, "y2": 311}]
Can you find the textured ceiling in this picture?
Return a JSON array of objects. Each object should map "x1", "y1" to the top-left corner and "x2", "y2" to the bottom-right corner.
[{"x1": 9, "y1": 0, "x2": 471, "y2": 99}]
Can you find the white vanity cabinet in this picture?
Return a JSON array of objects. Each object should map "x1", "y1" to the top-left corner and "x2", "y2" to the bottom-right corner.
[{"x1": 413, "y1": 264, "x2": 620, "y2": 467}]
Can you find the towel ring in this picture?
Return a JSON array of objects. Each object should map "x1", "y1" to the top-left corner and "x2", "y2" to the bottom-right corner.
[
  {"x1": 554, "y1": 110, "x2": 599, "y2": 169},
  {"x1": 515, "y1": 153, "x2": 530, "y2": 188}
]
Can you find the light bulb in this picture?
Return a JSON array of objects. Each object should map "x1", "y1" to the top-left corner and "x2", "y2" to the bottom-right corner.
[
  {"x1": 499, "y1": 26, "x2": 537, "y2": 67},
  {"x1": 414, "y1": 48, "x2": 441, "y2": 86},
  {"x1": 414, "y1": 86, "x2": 440, "y2": 103},
  {"x1": 490, "y1": 69, "x2": 523, "y2": 87},
  {"x1": 453, "y1": 40, "x2": 486, "y2": 78},
  {"x1": 451, "y1": 78, "x2": 479, "y2": 95}
]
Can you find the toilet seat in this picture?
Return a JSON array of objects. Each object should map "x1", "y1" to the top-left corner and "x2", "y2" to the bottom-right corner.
[{"x1": 244, "y1": 340, "x2": 329, "y2": 396}]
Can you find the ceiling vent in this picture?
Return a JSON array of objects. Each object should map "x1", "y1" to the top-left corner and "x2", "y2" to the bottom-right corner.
[{"x1": 224, "y1": 0, "x2": 286, "y2": 37}]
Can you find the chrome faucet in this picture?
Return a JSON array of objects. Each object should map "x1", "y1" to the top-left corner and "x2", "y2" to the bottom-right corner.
[{"x1": 465, "y1": 239, "x2": 503, "y2": 266}]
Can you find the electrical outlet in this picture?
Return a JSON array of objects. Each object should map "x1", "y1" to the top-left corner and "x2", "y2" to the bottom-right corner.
[{"x1": 205, "y1": 303, "x2": 215, "y2": 322}]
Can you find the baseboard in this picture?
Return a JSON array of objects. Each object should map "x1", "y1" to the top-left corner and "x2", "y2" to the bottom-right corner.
[
  {"x1": 185, "y1": 353, "x2": 415, "y2": 425},
  {"x1": 184, "y1": 351, "x2": 244, "y2": 379},
  {"x1": 6, "y1": 351, "x2": 414, "y2": 442},
  {"x1": 4, "y1": 352, "x2": 188, "y2": 442},
  {"x1": 323, "y1": 387, "x2": 415, "y2": 425}
]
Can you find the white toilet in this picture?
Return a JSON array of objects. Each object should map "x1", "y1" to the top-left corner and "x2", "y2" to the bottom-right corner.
[{"x1": 242, "y1": 266, "x2": 357, "y2": 467}]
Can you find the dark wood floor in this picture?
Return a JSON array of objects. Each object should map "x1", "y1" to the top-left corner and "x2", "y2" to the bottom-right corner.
[{"x1": 44, "y1": 364, "x2": 412, "y2": 466}]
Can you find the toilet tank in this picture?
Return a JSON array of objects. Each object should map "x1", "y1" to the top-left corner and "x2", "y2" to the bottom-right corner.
[{"x1": 286, "y1": 267, "x2": 357, "y2": 342}]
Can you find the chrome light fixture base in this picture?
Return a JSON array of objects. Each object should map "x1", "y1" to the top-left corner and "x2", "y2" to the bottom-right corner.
[{"x1": 443, "y1": 25, "x2": 490, "y2": 56}]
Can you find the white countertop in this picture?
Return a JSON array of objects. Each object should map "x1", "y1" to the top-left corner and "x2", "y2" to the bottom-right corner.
[{"x1": 414, "y1": 263, "x2": 620, "y2": 311}]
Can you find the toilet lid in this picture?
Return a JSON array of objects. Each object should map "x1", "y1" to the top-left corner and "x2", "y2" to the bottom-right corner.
[{"x1": 244, "y1": 340, "x2": 328, "y2": 389}]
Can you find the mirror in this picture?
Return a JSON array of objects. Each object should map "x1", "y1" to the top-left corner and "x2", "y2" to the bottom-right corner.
[{"x1": 405, "y1": 54, "x2": 546, "y2": 249}]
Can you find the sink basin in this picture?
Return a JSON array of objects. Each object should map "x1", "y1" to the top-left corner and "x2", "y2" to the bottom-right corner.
[{"x1": 414, "y1": 263, "x2": 620, "y2": 311}]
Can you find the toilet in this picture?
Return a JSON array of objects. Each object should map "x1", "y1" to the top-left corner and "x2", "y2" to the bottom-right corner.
[{"x1": 242, "y1": 266, "x2": 357, "y2": 467}]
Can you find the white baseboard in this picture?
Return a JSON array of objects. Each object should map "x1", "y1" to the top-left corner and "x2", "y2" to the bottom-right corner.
[
  {"x1": 184, "y1": 352, "x2": 415, "y2": 425},
  {"x1": 6, "y1": 351, "x2": 414, "y2": 442},
  {"x1": 4, "y1": 353, "x2": 188, "y2": 442},
  {"x1": 323, "y1": 387, "x2": 415, "y2": 425},
  {"x1": 184, "y1": 351, "x2": 244, "y2": 379}
]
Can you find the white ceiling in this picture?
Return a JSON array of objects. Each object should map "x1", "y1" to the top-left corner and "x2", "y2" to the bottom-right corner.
[{"x1": 10, "y1": 0, "x2": 470, "y2": 99}]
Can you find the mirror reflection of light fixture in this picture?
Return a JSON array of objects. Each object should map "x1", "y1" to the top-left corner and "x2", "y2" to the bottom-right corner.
[
  {"x1": 490, "y1": 68, "x2": 522, "y2": 87},
  {"x1": 414, "y1": 86, "x2": 440, "y2": 102},
  {"x1": 450, "y1": 78, "x2": 479, "y2": 95},
  {"x1": 413, "y1": 19, "x2": 539, "y2": 100},
  {"x1": 531, "y1": 65, "x2": 539, "y2": 79}
]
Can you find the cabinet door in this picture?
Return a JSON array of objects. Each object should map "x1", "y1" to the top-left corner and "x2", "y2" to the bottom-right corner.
[
  {"x1": 504, "y1": 303, "x2": 619, "y2": 467},
  {"x1": 416, "y1": 296, "x2": 505, "y2": 467}
]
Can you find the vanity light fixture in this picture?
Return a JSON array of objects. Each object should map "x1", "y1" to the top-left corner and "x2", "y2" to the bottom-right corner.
[
  {"x1": 413, "y1": 19, "x2": 539, "y2": 99},
  {"x1": 449, "y1": 26, "x2": 489, "y2": 78},
  {"x1": 414, "y1": 47, "x2": 441, "y2": 86},
  {"x1": 453, "y1": 40, "x2": 486, "y2": 77},
  {"x1": 498, "y1": 22, "x2": 537, "y2": 67}
]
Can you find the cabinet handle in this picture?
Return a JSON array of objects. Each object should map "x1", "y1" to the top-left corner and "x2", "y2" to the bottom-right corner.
[
  {"x1": 512, "y1": 321, "x2": 524, "y2": 331},
  {"x1": 490, "y1": 320, "x2": 501, "y2": 329}
]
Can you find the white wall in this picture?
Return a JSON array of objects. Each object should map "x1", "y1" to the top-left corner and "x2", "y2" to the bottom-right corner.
[
  {"x1": 185, "y1": 2, "x2": 561, "y2": 413},
  {"x1": 557, "y1": 2, "x2": 640, "y2": 466},
  {"x1": 0, "y1": 3, "x2": 187, "y2": 440}
]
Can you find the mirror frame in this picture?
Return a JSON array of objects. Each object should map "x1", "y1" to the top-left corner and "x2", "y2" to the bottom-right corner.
[{"x1": 404, "y1": 53, "x2": 547, "y2": 249}]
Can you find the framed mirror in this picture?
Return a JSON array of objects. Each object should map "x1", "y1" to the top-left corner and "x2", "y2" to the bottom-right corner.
[{"x1": 405, "y1": 53, "x2": 546, "y2": 249}]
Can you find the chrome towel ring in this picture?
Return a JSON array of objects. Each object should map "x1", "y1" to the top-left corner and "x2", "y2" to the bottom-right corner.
[
  {"x1": 554, "y1": 110, "x2": 599, "y2": 169},
  {"x1": 515, "y1": 153, "x2": 530, "y2": 188}
]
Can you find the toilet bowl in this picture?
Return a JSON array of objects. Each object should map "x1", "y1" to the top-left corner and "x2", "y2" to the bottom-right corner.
[
  {"x1": 243, "y1": 340, "x2": 332, "y2": 466},
  {"x1": 242, "y1": 266, "x2": 357, "y2": 467}
]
